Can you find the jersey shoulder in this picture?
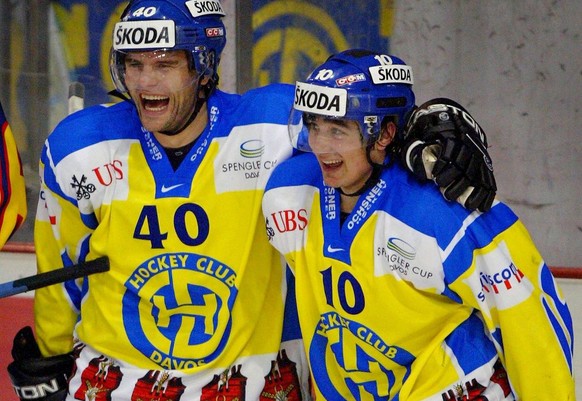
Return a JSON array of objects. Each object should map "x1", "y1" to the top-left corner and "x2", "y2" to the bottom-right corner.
[
  {"x1": 237, "y1": 83, "x2": 294, "y2": 125},
  {"x1": 46, "y1": 101, "x2": 140, "y2": 164},
  {"x1": 209, "y1": 84, "x2": 293, "y2": 137},
  {"x1": 386, "y1": 162, "x2": 520, "y2": 249},
  {"x1": 266, "y1": 152, "x2": 320, "y2": 191}
]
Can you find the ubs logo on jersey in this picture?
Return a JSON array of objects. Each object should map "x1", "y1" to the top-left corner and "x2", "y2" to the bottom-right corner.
[
  {"x1": 70, "y1": 174, "x2": 96, "y2": 200},
  {"x1": 265, "y1": 217, "x2": 275, "y2": 241},
  {"x1": 123, "y1": 252, "x2": 238, "y2": 369},
  {"x1": 310, "y1": 311, "x2": 415, "y2": 399},
  {"x1": 92, "y1": 160, "x2": 124, "y2": 186},
  {"x1": 267, "y1": 208, "x2": 308, "y2": 235}
]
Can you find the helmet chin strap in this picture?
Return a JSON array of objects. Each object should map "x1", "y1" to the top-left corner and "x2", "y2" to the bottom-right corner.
[{"x1": 159, "y1": 76, "x2": 213, "y2": 137}]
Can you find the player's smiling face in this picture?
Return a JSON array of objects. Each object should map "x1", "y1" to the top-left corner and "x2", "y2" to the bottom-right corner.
[
  {"x1": 124, "y1": 50, "x2": 203, "y2": 135},
  {"x1": 307, "y1": 116, "x2": 374, "y2": 194}
]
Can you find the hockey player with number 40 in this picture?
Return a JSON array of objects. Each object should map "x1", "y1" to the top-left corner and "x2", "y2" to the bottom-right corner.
[
  {"x1": 7, "y1": 1, "x2": 501, "y2": 400},
  {"x1": 13, "y1": 1, "x2": 310, "y2": 400},
  {"x1": 263, "y1": 49, "x2": 575, "y2": 400}
]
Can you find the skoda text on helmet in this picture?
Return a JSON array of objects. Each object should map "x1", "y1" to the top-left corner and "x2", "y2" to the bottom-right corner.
[
  {"x1": 289, "y1": 49, "x2": 415, "y2": 152},
  {"x1": 110, "y1": 0, "x2": 227, "y2": 94}
]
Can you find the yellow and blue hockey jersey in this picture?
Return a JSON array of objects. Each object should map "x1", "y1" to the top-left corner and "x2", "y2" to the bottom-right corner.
[
  {"x1": 262, "y1": 152, "x2": 575, "y2": 400},
  {"x1": 35, "y1": 84, "x2": 310, "y2": 400},
  {"x1": 0, "y1": 101, "x2": 26, "y2": 248}
]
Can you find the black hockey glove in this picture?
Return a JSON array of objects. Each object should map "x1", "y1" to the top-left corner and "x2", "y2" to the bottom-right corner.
[
  {"x1": 400, "y1": 98, "x2": 497, "y2": 212},
  {"x1": 7, "y1": 326, "x2": 74, "y2": 401}
]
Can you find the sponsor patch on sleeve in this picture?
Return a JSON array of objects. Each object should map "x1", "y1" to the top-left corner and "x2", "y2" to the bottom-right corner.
[
  {"x1": 186, "y1": 0, "x2": 226, "y2": 17},
  {"x1": 368, "y1": 65, "x2": 414, "y2": 85},
  {"x1": 293, "y1": 82, "x2": 347, "y2": 117},
  {"x1": 113, "y1": 20, "x2": 175, "y2": 50}
]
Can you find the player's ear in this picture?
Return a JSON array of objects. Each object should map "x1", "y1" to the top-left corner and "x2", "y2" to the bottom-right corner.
[{"x1": 375, "y1": 122, "x2": 397, "y2": 150}]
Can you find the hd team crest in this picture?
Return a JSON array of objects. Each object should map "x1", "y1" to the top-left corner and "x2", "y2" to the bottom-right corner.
[
  {"x1": 122, "y1": 253, "x2": 238, "y2": 369},
  {"x1": 309, "y1": 311, "x2": 414, "y2": 399}
]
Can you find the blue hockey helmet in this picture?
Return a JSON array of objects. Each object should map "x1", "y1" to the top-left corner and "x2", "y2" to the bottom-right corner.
[
  {"x1": 289, "y1": 49, "x2": 415, "y2": 152},
  {"x1": 110, "y1": 0, "x2": 227, "y2": 93}
]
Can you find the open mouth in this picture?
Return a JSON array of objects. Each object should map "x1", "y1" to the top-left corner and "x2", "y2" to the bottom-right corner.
[
  {"x1": 318, "y1": 158, "x2": 344, "y2": 176},
  {"x1": 141, "y1": 94, "x2": 169, "y2": 112},
  {"x1": 321, "y1": 158, "x2": 343, "y2": 168}
]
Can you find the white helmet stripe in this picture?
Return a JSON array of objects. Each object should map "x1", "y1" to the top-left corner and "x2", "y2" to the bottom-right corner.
[
  {"x1": 293, "y1": 82, "x2": 347, "y2": 117},
  {"x1": 113, "y1": 20, "x2": 176, "y2": 50},
  {"x1": 369, "y1": 65, "x2": 414, "y2": 85},
  {"x1": 186, "y1": 0, "x2": 226, "y2": 17}
]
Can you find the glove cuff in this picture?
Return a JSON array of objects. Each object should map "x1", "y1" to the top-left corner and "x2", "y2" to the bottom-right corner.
[{"x1": 8, "y1": 353, "x2": 73, "y2": 401}]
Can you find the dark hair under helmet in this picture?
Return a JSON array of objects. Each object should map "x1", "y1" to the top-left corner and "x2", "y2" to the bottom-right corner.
[
  {"x1": 289, "y1": 49, "x2": 416, "y2": 152},
  {"x1": 110, "y1": 0, "x2": 227, "y2": 93}
]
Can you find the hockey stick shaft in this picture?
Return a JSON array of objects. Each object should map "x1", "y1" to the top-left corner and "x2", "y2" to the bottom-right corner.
[{"x1": 0, "y1": 256, "x2": 109, "y2": 298}]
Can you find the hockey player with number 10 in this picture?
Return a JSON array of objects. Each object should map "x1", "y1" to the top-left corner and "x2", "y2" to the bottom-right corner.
[{"x1": 263, "y1": 49, "x2": 575, "y2": 400}]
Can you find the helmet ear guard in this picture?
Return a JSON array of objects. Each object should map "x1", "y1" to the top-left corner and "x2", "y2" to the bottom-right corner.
[{"x1": 109, "y1": 0, "x2": 226, "y2": 94}]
